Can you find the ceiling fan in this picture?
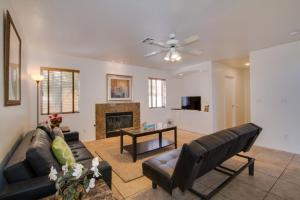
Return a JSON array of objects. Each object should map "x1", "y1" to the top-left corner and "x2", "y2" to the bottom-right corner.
[{"x1": 142, "y1": 34, "x2": 202, "y2": 62}]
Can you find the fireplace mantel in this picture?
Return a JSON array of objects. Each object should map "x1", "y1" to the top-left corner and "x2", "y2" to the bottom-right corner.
[{"x1": 95, "y1": 103, "x2": 140, "y2": 139}]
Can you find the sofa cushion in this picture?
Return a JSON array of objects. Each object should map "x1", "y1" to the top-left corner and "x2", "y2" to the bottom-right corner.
[
  {"x1": 26, "y1": 129, "x2": 60, "y2": 176},
  {"x1": 71, "y1": 148, "x2": 93, "y2": 162},
  {"x1": 172, "y1": 141, "x2": 207, "y2": 192},
  {"x1": 51, "y1": 136, "x2": 75, "y2": 165},
  {"x1": 142, "y1": 148, "x2": 181, "y2": 193},
  {"x1": 194, "y1": 130, "x2": 239, "y2": 177},
  {"x1": 67, "y1": 141, "x2": 85, "y2": 150},
  {"x1": 37, "y1": 125, "x2": 53, "y2": 140},
  {"x1": 64, "y1": 131, "x2": 79, "y2": 142},
  {"x1": 3, "y1": 131, "x2": 36, "y2": 183},
  {"x1": 229, "y1": 123, "x2": 262, "y2": 152},
  {"x1": 52, "y1": 127, "x2": 64, "y2": 139}
]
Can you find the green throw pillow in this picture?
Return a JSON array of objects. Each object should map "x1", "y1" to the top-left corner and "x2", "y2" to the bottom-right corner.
[{"x1": 52, "y1": 136, "x2": 75, "y2": 165}]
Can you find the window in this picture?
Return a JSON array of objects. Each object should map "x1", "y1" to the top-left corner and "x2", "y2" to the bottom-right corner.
[
  {"x1": 148, "y1": 78, "x2": 166, "y2": 108},
  {"x1": 41, "y1": 67, "x2": 80, "y2": 114}
]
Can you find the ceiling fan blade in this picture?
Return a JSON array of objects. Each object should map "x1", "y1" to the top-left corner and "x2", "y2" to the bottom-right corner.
[
  {"x1": 180, "y1": 35, "x2": 199, "y2": 47},
  {"x1": 144, "y1": 49, "x2": 165, "y2": 57},
  {"x1": 142, "y1": 38, "x2": 167, "y2": 48},
  {"x1": 178, "y1": 49, "x2": 202, "y2": 56},
  {"x1": 149, "y1": 41, "x2": 168, "y2": 48}
]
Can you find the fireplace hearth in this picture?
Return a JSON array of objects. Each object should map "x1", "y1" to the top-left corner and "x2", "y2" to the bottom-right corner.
[{"x1": 106, "y1": 112, "x2": 133, "y2": 137}]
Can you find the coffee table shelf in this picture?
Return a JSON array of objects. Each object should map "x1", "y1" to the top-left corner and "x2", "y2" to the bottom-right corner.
[
  {"x1": 120, "y1": 123, "x2": 177, "y2": 162},
  {"x1": 123, "y1": 138, "x2": 175, "y2": 155}
]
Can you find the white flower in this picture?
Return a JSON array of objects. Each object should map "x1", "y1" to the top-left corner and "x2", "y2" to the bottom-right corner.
[
  {"x1": 49, "y1": 166, "x2": 58, "y2": 181},
  {"x1": 92, "y1": 157, "x2": 99, "y2": 167},
  {"x1": 92, "y1": 167, "x2": 101, "y2": 178},
  {"x1": 91, "y1": 157, "x2": 101, "y2": 178},
  {"x1": 86, "y1": 178, "x2": 96, "y2": 193},
  {"x1": 62, "y1": 164, "x2": 69, "y2": 175},
  {"x1": 72, "y1": 163, "x2": 84, "y2": 179},
  {"x1": 89, "y1": 178, "x2": 96, "y2": 188}
]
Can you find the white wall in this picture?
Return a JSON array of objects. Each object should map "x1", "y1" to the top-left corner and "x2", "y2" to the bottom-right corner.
[
  {"x1": 169, "y1": 62, "x2": 214, "y2": 134},
  {"x1": 26, "y1": 49, "x2": 171, "y2": 141},
  {"x1": 250, "y1": 40, "x2": 300, "y2": 154},
  {"x1": 0, "y1": 1, "x2": 30, "y2": 187},
  {"x1": 212, "y1": 62, "x2": 249, "y2": 131}
]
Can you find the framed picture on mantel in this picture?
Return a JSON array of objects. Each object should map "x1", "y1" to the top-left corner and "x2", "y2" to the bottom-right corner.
[
  {"x1": 4, "y1": 10, "x2": 22, "y2": 106},
  {"x1": 107, "y1": 74, "x2": 132, "y2": 101}
]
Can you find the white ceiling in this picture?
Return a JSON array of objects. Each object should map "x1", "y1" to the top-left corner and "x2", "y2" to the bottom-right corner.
[{"x1": 11, "y1": 0, "x2": 300, "y2": 70}]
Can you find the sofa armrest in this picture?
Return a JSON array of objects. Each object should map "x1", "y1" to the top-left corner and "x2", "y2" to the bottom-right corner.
[
  {"x1": 64, "y1": 131, "x2": 79, "y2": 142},
  {"x1": 98, "y1": 161, "x2": 112, "y2": 189},
  {"x1": 0, "y1": 175, "x2": 55, "y2": 200}
]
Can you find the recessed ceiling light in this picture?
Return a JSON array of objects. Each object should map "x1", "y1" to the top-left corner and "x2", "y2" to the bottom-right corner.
[
  {"x1": 244, "y1": 62, "x2": 250, "y2": 66},
  {"x1": 290, "y1": 31, "x2": 300, "y2": 36},
  {"x1": 178, "y1": 73, "x2": 183, "y2": 76}
]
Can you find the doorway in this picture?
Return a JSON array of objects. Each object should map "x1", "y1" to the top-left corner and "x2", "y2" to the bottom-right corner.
[{"x1": 224, "y1": 76, "x2": 237, "y2": 128}]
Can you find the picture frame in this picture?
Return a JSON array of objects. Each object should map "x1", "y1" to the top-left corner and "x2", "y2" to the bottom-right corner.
[
  {"x1": 4, "y1": 10, "x2": 21, "y2": 106},
  {"x1": 107, "y1": 74, "x2": 132, "y2": 101}
]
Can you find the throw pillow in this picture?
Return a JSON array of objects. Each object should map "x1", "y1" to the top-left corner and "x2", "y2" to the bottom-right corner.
[
  {"x1": 52, "y1": 127, "x2": 65, "y2": 139},
  {"x1": 26, "y1": 129, "x2": 60, "y2": 176},
  {"x1": 51, "y1": 136, "x2": 75, "y2": 166},
  {"x1": 37, "y1": 125, "x2": 53, "y2": 139}
]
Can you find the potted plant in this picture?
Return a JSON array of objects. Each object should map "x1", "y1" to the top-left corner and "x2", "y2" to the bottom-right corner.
[
  {"x1": 49, "y1": 113, "x2": 63, "y2": 129},
  {"x1": 49, "y1": 157, "x2": 101, "y2": 200}
]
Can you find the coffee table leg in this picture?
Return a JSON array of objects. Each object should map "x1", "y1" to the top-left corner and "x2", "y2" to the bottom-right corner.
[
  {"x1": 133, "y1": 136, "x2": 137, "y2": 162},
  {"x1": 159, "y1": 131, "x2": 162, "y2": 147},
  {"x1": 174, "y1": 128, "x2": 177, "y2": 149},
  {"x1": 120, "y1": 131, "x2": 123, "y2": 154}
]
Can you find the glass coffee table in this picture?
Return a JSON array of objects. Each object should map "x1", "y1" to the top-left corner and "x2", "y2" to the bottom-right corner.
[{"x1": 120, "y1": 123, "x2": 177, "y2": 162}]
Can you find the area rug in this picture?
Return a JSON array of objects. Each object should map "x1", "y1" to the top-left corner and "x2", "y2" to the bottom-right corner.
[{"x1": 96, "y1": 143, "x2": 175, "y2": 182}]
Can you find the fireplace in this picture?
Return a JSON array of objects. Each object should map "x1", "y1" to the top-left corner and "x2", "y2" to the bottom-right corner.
[
  {"x1": 95, "y1": 103, "x2": 140, "y2": 139},
  {"x1": 105, "y1": 112, "x2": 133, "y2": 137}
]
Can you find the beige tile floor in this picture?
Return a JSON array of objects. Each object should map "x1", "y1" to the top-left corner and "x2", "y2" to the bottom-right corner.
[{"x1": 85, "y1": 130, "x2": 300, "y2": 200}]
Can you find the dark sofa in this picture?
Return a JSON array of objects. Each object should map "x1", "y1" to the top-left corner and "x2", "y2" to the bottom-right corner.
[
  {"x1": 0, "y1": 128, "x2": 112, "y2": 200},
  {"x1": 143, "y1": 123, "x2": 262, "y2": 199}
]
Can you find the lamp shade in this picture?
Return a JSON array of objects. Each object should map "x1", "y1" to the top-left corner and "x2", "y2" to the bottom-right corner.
[{"x1": 31, "y1": 74, "x2": 44, "y2": 82}]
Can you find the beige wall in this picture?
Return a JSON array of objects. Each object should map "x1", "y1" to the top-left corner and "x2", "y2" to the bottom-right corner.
[
  {"x1": 26, "y1": 48, "x2": 171, "y2": 141},
  {"x1": 251, "y1": 40, "x2": 300, "y2": 154},
  {"x1": 212, "y1": 62, "x2": 250, "y2": 131},
  {"x1": 169, "y1": 62, "x2": 214, "y2": 134},
  {"x1": 0, "y1": 0, "x2": 30, "y2": 187}
]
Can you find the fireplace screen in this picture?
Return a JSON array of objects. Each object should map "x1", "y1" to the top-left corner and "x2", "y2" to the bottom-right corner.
[{"x1": 105, "y1": 112, "x2": 133, "y2": 137}]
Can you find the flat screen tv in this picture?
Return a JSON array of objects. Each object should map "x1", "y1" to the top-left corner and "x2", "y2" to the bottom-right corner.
[{"x1": 181, "y1": 96, "x2": 201, "y2": 111}]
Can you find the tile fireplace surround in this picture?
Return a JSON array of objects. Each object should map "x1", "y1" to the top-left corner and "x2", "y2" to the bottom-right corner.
[{"x1": 95, "y1": 102, "x2": 140, "y2": 139}]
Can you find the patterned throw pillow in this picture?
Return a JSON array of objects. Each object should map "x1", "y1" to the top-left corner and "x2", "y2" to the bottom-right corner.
[
  {"x1": 51, "y1": 136, "x2": 75, "y2": 165},
  {"x1": 52, "y1": 127, "x2": 65, "y2": 139},
  {"x1": 37, "y1": 125, "x2": 53, "y2": 139}
]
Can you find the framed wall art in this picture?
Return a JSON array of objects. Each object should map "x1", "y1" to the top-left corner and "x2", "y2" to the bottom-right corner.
[
  {"x1": 4, "y1": 10, "x2": 21, "y2": 106},
  {"x1": 107, "y1": 74, "x2": 132, "y2": 101}
]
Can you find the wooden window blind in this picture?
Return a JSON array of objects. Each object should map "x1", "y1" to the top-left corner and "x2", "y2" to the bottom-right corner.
[
  {"x1": 41, "y1": 67, "x2": 80, "y2": 114},
  {"x1": 148, "y1": 78, "x2": 166, "y2": 108}
]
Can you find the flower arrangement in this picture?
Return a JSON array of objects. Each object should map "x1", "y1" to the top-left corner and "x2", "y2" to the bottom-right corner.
[
  {"x1": 48, "y1": 113, "x2": 63, "y2": 129},
  {"x1": 49, "y1": 157, "x2": 101, "y2": 200}
]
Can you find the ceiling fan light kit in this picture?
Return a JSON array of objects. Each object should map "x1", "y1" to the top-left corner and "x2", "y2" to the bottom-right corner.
[
  {"x1": 164, "y1": 47, "x2": 182, "y2": 62},
  {"x1": 143, "y1": 34, "x2": 201, "y2": 63}
]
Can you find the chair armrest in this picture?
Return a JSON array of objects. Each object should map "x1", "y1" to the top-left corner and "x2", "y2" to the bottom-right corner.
[
  {"x1": 0, "y1": 176, "x2": 55, "y2": 200},
  {"x1": 64, "y1": 131, "x2": 79, "y2": 142}
]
